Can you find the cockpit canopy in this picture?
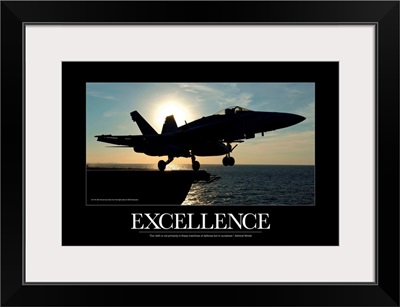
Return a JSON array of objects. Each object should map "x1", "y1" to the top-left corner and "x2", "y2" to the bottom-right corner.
[{"x1": 215, "y1": 106, "x2": 253, "y2": 115}]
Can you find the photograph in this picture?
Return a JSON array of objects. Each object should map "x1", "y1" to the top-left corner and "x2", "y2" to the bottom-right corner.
[{"x1": 86, "y1": 82, "x2": 315, "y2": 206}]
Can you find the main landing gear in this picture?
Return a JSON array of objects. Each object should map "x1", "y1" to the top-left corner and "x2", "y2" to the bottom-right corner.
[
  {"x1": 158, "y1": 156, "x2": 174, "y2": 171},
  {"x1": 157, "y1": 154, "x2": 200, "y2": 171},
  {"x1": 191, "y1": 153, "x2": 200, "y2": 171}
]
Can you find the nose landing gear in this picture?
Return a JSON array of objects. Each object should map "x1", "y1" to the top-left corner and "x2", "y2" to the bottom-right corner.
[
  {"x1": 222, "y1": 142, "x2": 236, "y2": 166},
  {"x1": 222, "y1": 156, "x2": 235, "y2": 166}
]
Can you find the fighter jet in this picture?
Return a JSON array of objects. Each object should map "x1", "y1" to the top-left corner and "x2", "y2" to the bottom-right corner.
[{"x1": 95, "y1": 106, "x2": 305, "y2": 171}]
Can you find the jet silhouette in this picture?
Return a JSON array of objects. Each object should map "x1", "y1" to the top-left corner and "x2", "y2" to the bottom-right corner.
[{"x1": 96, "y1": 106, "x2": 305, "y2": 171}]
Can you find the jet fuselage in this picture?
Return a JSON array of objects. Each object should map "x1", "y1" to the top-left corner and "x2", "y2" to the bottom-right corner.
[{"x1": 96, "y1": 106, "x2": 305, "y2": 171}]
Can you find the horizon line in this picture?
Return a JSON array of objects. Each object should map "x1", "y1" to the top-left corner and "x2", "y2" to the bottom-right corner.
[{"x1": 86, "y1": 162, "x2": 315, "y2": 166}]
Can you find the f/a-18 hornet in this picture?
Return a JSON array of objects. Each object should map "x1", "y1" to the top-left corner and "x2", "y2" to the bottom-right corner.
[{"x1": 96, "y1": 106, "x2": 305, "y2": 171}]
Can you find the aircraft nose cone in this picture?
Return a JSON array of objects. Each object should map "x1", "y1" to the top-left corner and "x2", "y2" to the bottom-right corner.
[
  {"x1": 275, "y1": 113, "x2": 306, "y2": 128},
  {"x1": 257, "y1": 112, "x2": 306, "y2": 131},
  {"x1": 291, "y1": 114, "x2": 306, "y2": 125}
]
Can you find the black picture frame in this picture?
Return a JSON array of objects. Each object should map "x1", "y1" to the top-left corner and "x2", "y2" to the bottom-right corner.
[{"x1": 1, "y1": 1, "x2": 398, "y2": 306}]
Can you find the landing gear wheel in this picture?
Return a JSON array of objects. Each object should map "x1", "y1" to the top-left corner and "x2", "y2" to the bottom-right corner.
[
  {"x1": 228, "y1": 157, "x2": 235, "y2": 166},
  {"x1": 158, "y1": 160, "x2": 166, "y2": 171},
  {"x1": 222, "y1": 156, "x2": 229, "y2": 166},
  {"x1": 192, "y1": 160, "x2": 200, "y2": 171}
]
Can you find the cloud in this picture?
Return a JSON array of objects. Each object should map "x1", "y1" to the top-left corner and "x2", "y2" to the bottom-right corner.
[
  {"x1": 103, "y1": 111, "x2": 119, "y2": 118},
  {"x1": 285, "y1": 87, "x2": 305, "y2": 97},
  {"x1": 178, "y1": 83, "x2": 253, "y2": 109},
  {"x1": 294, "y1": 101, "x2": 315, "y2": 127},
  {"x1": 178, "y1": 83, "x2": 218, "y2": 94},
  {"x1": 240, "y1": 93, "x2": 253, "y2": 103},
  {"x1": 87, "y1": 91, "x2": 118, "y2": 101},
  {"x1": 223, "y1": 92, "x2": 253, "y2": 108}
]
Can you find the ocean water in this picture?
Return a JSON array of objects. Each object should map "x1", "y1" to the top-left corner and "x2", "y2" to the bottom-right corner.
[
  {"x1": 184, "y1": 165, "x2": 314, "y2": 206},
  {"x1": 87, "y1": 164, "x2": 314, "y2": 206}
]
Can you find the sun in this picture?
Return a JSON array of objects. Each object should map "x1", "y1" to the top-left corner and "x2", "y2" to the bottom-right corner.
[{"x1": 155, "y1": 101, "x2": 188, "y2": 128}]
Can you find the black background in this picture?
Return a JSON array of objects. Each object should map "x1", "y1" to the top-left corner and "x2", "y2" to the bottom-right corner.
[
  {"x1": 2, "y1": 1, "x2": 398, "y2": 306},
  {"x1": 62, "y1": 62, "x2": 339, "y2": 246}
]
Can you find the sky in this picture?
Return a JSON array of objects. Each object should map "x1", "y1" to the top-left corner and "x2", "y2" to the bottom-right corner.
[{"x1": 86, "y1": 83, "x2": 315, "y2": 165}]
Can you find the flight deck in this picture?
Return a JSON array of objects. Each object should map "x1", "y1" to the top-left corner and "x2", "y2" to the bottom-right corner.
[{"x1": 86, "y1": 168, "x2": 212, "y2": 205}]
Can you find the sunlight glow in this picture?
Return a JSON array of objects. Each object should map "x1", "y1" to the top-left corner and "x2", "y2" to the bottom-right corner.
[{"x1": 155, "y1": 101, "x2": 188, "y2": 128}]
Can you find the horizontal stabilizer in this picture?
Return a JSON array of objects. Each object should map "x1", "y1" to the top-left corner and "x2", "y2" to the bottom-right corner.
[
  {"x1": 95, "y1": 134, "x2": 144, "y2": 147},
  {"x1": 130, "y1": 111, "x2": 158, "y2": 135},
  {"x1": 161, "y1": 115, "x2": 178, "y2": 134}
]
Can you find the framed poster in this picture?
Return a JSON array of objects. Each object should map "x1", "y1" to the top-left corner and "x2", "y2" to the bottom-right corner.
[{"x1": 1, "y1": 1, "x2": 399, "y2": 306}]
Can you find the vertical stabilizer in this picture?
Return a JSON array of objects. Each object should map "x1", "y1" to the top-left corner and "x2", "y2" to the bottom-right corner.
[
  {"x1": 161, "y1": 115, "x2": 178, "y2": 134},
  {"x1": 130, "y1": 111, "x2": 158, "y2": 135}
]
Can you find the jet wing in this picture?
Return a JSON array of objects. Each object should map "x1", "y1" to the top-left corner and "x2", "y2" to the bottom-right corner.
[
  {"x1": 175, "y1": 116, "x2": 247, "y2": 144},
  {"x1": 95, "y1": 134, "x2": 145, "y2": 147}
]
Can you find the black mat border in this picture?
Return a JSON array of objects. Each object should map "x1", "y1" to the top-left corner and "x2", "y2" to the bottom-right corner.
[{"x1": 62, "y1": 61, "x2": 338, "y2": 247}]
